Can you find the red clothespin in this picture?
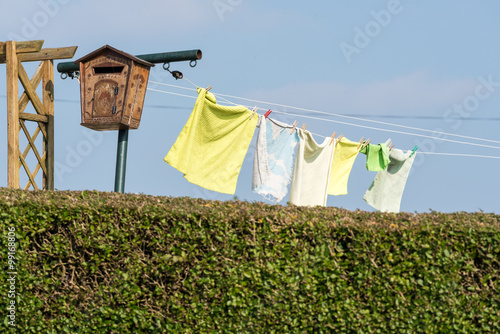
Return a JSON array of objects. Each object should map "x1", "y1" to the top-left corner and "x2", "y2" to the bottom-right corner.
[{"x1": 264, "y1": 109, "x2": 272, "y2": 118}]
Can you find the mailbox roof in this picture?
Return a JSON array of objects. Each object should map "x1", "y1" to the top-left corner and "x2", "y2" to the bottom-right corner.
[{"x1": 74, "y1": 45, "x2": 154, "y2": 67}]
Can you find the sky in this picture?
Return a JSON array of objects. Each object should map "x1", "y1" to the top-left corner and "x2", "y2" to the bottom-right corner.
[{"x1": 0, "y1": 0, "x2": 499, "y2": 214}]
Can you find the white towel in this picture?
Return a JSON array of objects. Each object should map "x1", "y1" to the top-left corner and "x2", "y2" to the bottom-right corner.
[
  {"x1": 252, "y1": 117, "x2": 299, "y2": 203},
  {"x1": 289, "y1": 130, "x2": 335, "y2": 207}
]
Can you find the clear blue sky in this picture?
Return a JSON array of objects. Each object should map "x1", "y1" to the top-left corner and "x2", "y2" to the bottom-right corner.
[{"x1": 1, "y1": 0, "x2": 499, "y2": 213}]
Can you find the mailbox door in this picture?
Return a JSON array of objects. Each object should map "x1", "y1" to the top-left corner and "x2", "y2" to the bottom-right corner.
[{"x1": 93, "y1": 80, "x2": 119, "y2": 117}]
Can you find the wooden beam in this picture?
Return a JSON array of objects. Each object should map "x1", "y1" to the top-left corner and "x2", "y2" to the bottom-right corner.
[
  {"x1": 43, "y1": 60, "x2": 55, "y2": 190},
  {"x1": 43, "y1": 60, "x2": 54, "y2": 115},
  {"x1": 20, "y1": 46, "x2": 77, "y2": 62},
  {"x1": 46, "y1": 115, "x2": 55, "y2": 190},
  {"x1": 0, "y1": 46, "x2": 77, "y2": 64},
  {"x1": 19, "y1": 62, "x2": 44, "y2": 113},
  {"x1": 19, "y1": 112, "x2": 49, "y2": 123},
  {"x1": 0, "y1": 40, "x2": 44, "y2": 56},
  {"x1": 6, "y1": 41, "x2": 20, "y2": 189},
  {"x1": 18, "y1": 61, "x2": 47, "y2": 115}
]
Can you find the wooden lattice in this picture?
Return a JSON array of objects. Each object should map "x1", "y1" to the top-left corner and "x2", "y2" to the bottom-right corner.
[{"x1": 1, "y1": 40, "x2": 77, "y2": 190}]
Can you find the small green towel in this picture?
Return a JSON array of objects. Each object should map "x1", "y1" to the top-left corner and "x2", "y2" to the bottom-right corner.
[{"x1": 360, "y1": 143, "x2": 391, "y2": 171}]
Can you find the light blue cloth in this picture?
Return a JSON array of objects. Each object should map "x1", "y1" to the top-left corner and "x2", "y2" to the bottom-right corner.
[
  {"x1": 363, "y1": 148, "x2": 416, "y2": 213},
  {"x1": 252, "y1": 117, "x2": 299, "y2": 203}
]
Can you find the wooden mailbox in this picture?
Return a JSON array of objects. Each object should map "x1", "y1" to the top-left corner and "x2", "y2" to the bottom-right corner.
[{"x1": 75, "y1": 45, "x2": 154, "y2": 131}]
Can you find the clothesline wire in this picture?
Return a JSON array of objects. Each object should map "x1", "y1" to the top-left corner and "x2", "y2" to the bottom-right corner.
[
  {"x1": 269, "y1": 110, "x2": 500, "y2": 150},
  {"x1": 147, "y1": 88, "x2": 197, "y2": 100},
  {"x1": 149, "y1": 80, "x2": 500, "y2": 146},
  {"x1": 413, "y1": 152, "x2": 500, "y2": 159},
  {"x1": 147, "y1": 88, "x2": 500, "y2": 159},
  {"x1": 182, "y1": 77, "x2": 198, "y2": 90},
  {"x1": 147, "y1": 86, "x2": 500, "y2": 151},
  {"x1": 228, "y1": 98, "x2": 500, "y2": 151}
]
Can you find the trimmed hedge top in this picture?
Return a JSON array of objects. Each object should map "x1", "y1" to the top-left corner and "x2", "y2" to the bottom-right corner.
[{"x1": 1, "y1": 188, "x2": 499, "y2": 333}]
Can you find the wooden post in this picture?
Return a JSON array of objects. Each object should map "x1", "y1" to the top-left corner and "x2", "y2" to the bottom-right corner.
[
  {"x1": 43, "y1": 60, "x2": 54, "y2": 190},
  {"x1": 6, "y1": 41, "x2": 19, "y2": 189},
  {"x1": 45, "y1": 115, "x2": 54, "y2": 190}
]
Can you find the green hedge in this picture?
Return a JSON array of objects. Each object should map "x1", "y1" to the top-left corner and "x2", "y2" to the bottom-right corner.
[{"x1": 0, "y1": 188, "x2": 499, "y2": 333}]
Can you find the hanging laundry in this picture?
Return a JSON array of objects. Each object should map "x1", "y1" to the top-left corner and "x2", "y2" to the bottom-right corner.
[
  {"x1": 164, "y1": 87, "x2": 258, "y2": 194},
  {"x1": 289, "y1": 130, "x2": 335, "y2": 207},
  {"x1": 328, "y1": 137, "x2": 360, "y2": 196},
  {"x1": 360, "y1": 142, "x2": 391, "y2": 171},
  {"x1": 252, "y1": 117, "x2": 300, "y2": 203},
  {"x1": 363, "y1": 148, "x2": 416, "y2": 213}
]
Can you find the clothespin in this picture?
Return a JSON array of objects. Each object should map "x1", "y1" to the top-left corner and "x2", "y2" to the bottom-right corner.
[
  {"x1": 250, "y1": 106, "x2": 258, "y2": 120},
  {"x1": 264, "y1": 109, "x2": 272, "y2": 118},
  {"x1": 329, "y1": 132, "x2": 337, "y2": 145},
  {"x1": 361, "y1": 139, "x2": 371, "y2": 150},
  {"x1": 389, "y1": 143, "x2": 395, "y2": 150},
  {"x1": 337, "y1": 134, "x2": 344, "y2": 144},
  {"x1": 290, "y1": 121, "x2": 298, "y2": 134},
  {"x1": 301, "y1": 123, "x2": 307, "y2": 131},
  {"x1": 205, "y1": 85, "x2": 212, "y2": 92},
  {"x1": 409, "y1": 145, "x2": 418, "y2": 157},
  {"x1": 357, "y1": 137, "x2": 365, "y2": 150}
]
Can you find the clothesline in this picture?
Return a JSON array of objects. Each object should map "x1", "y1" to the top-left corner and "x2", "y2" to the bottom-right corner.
[
  {"x1": 149, "y1": 80, "x2": 500, "y2": 146},
  {"x1": 163, "y1": 87, "x2": 414, "y2": 212},
  {"x1": 146, "y1": 86, "x2": 500, "y2": 159}
]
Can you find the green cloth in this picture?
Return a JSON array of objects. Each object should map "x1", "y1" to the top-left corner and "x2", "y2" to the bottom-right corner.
[
  {"x1": 164, "y1": 88, "x2": 258, "y2": 194},
  {"x1": 360, "y1": 143, "x2": 391, "y2": 171},
  {"x1": 363, "y1": 149, "x2": 416, "y2": 213}
]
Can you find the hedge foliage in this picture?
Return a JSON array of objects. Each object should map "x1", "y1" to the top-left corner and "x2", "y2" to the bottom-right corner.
[{"x1": 0, "y1": 188, "x2": 499, "y2": 333}]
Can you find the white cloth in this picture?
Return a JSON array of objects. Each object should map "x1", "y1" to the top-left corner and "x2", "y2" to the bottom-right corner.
[
  {"x1": 289, "y1": 129, "x2": 335, "y2": 207},
  {"x1": 363, "y1": 149, "x2": 416, "y2": 213},
  {"x1": 252, "y1": 117, "x2": 299, "y2": 203}
]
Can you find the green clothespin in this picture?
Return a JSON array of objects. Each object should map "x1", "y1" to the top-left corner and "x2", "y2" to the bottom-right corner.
[{"x1": 409, "y1": 145, "x2": 418, "y2": 157}]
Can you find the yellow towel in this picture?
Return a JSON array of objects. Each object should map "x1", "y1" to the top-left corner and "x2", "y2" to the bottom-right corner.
[
  {"x1": 164, "y1": 88, "x2": 258, "y2": 194},
  {"x1": 328, "y1": 137, "x2": 360, "y2": 196}
]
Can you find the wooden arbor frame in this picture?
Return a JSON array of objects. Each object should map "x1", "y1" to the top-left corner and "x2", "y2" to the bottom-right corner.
[{"x1": 1, "y1": 40, "x2": 77, "y2": 190}]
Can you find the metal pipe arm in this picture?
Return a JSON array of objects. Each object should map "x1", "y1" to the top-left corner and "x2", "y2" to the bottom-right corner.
[{"x1": 57, "y1": 49, "x2": 202, "y2": 74}]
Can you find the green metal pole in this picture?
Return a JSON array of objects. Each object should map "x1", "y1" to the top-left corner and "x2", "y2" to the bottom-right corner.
[{"x1": 114, "y1": 129, "x2": 129, "y2": 193}]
